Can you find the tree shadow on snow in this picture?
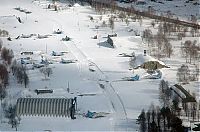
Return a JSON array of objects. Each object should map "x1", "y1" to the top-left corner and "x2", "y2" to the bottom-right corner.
[
  {"x1": 115, "y1": 118, "x2": 137, "y2": 131},
  {"x1": 97, "y1": 41, "x2": 114, "y2": 48}
]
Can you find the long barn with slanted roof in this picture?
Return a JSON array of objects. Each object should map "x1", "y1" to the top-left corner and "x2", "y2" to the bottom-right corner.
[{"x1": 16, "y1": 98, "x2": 76, "y2": 117}]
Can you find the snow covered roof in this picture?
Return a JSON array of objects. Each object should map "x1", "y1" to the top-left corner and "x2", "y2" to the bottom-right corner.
[
  {"x1": 73, "y1": 3, "x2": 80, "y2": 7},
  {"x1": 132, "y1": 54, "x2": 167, "y2": 69}
]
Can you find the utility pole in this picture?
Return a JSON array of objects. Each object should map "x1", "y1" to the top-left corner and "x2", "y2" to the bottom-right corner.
[
  {"x1": 45, "y1": 44, "x2": 47, "y2": 54},
  {"x1": 67, "y1": 81, "x2": 70, "y2": 93}
]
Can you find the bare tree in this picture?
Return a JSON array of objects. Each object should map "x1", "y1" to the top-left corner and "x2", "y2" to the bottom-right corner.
[
  {"x1": 177, "y1": 33, "x2": 183, "y2": 40},
  {"x1": 151, "y1": 21, "x2": 155, "y2": 28},
  {"x1": 0, "y1": 84, "x2": 7, "y2": 104},
  {"x1": 11, "y1": 64, "x2": 29, "y2": 87},
  {"x1": 0, "y1": 64, "x2": 9, "y2": 87},
  {"x1": 148, "y1": 6, "x2": 155, "y2": 15},
  {"x1": 191, "y1": 15, "x2": 197, "y2": 24},
  {"x1": 177, "y1": 64, "x2": 190, "y2": 84},
  {"x1": 159, "y1": 80, "x2": 171, "y2": 107},
  {"x1": 191, "y1": 101, "x2": 197, "y2": 121},
  {"x1": 101, "y1": 20, "x2": 107, "y2": 27},
  {"x1": 0, "y1": 38, "x2": 3, "y2": 50},
  {"x1": 154, "y1": 31, "x2": 165, "y2": 59},
  {"x1": 118, "y1": 12, "x2": 126, "y2": 22},
  {"x1": 1, "y1": 47, "x2": 9, "y2": 61},
  {"x1": 166, "y1": 11, "x2": 172, "y2": 18},
  {"x1": 40, "y1": 67, "x2": 53, "y2": 80},
  {"x1": 182, "y1": 40, "x2": 199, "y2": 64},
  {"x1": 125, "y1": 18, "x2": 129, "y2": 26},
  {"x1": 46, "y1": 67, "x2": 53, "y2": 77},
  {"x1": 139, "y1": 17, "x2": 143, "y2": 27},
  {"x1": 99, "y1": 16, "x2": 102, "y2": 21},
  {"x1": 1, "y1": 47, "x2": 14, "y2": 65},
  {"x1": 4, "y1": 105, "x2": 20, "y2": 130},
  {"x1": 193, "y1": 64, "x2": 199, "y2": 81},
  {"x1": 183, "y1": 27, "x2": 188, "y2": 37},
  {"x1": 190, "y1": 28, "x2": 197, "y2": 37},
  {"x1": 171, "y1": 94, "x2": 180, "y2": 116},
  {"x1": 110, "y1": 0, "x2": 117, "y2": 14},
  {"x1": 163, "y1": 40, "x2": 173, "y2": 58},
  {"x1": 142, "y1": 29, "x2": 153, "y2": 47},
  {"x1": 10, "y1": 117, "x2": 20, "y2": 131},
  {"x1": 23, "y1": 72, "x2": 29, "y2": 88},
  {"x1": 182, "y1": 40, "x2": 192, "y2": 63},
  {"x1": 109, "y1": 15, "x2": 115, "y2": 33}
]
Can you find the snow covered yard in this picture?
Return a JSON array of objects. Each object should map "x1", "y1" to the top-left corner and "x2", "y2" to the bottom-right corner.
[{"x1": 0, "y1": 0, "x2": 199, "y2": 131}]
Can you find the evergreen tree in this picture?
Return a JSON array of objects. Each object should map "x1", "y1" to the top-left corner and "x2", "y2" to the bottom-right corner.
[{"x1": 137, "y1": 109, "x2": 147, "y2": 132}]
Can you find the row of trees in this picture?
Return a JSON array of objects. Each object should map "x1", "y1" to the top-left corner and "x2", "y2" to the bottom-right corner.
[
  {"x1": 11, "y1": 61, "x2": 29, "y2": 88},
  {"x1": 177, "y1": 64, "x2": 199, "y2": 83},
  {"x1": 0, "y1": 39, "x2": 30, "y2": 88},
  {"x1": 0, "y1": 40, "x2": 11, "y2": 88},
  {"x1": 181, "y1": 40, "x2": 200, "y2": 64},
  {"x1": 92, "y1": 10, "x2": 143, "y2": 33},
  {"x1": 90, "y1": 0, "x2": 199, "y2": 41},
  {"x1": 0, "y1": 39, "x2": 16, "y2": 130},
  {"x1": 0, "y1": 29, "x2": 32, "y2": 131},
  {"x1": 142, "y1": 25, "x2": 173, "y2": 59},
  {"x1": 0, "y1": 33, "x2": 30, "y2": 131},
  {"x1": 89, "y1": 0, "x2": 200, "y2": 28},
  {"x1": 142, "y1": 21, "x2": 199, "y2": 60},
  {"x1": 137, "y1": 105, "x2": 184, "y2": 132},
  {"x1": 137, "y1": 79, "x2": 199, "y2": 131}
]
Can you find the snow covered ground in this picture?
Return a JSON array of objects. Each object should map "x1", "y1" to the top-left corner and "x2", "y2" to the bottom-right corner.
[
  {"x1": 116, "y1": 0, "x2": 200, "y2": 23},
  {"x1": 0, "y1": 0, "x2": 199, "y2": 131}
]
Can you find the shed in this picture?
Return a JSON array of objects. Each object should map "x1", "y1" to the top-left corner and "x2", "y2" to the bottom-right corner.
[{"x1": 16, "y1": 98, "x2": 76, "y2": 117}]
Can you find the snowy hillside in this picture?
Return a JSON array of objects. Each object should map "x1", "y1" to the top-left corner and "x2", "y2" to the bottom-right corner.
[{"x1": 116, "y1": 0, "x2": 200, "y2": 23}]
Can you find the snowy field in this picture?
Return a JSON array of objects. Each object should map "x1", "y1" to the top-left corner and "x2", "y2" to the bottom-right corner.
[
  {"x1": 116, "y1": 0, "x2": 200, "y2": 23},
  {"x1": 0, "y1": 0, "x2": 199, "y2": 131}
]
